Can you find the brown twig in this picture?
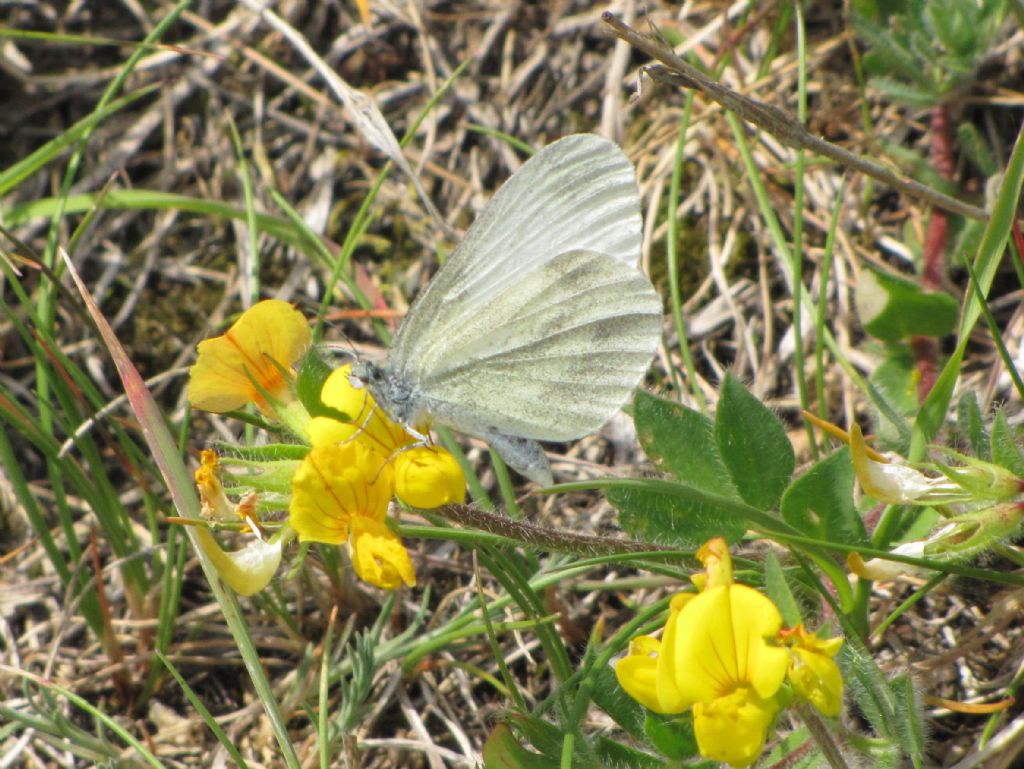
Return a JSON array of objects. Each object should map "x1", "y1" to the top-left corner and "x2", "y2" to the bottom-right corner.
[{"x1": 601, "y1": 13, "x2": 989, "y2": 223}]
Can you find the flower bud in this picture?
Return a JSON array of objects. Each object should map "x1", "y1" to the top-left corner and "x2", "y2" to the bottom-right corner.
[{"x1": 394, "y1": 446, "x2": 467, "y2": 508}]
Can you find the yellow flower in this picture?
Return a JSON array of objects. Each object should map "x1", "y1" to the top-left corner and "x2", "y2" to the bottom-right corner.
[
  {"x1": 188, "y1": 299, "x2": 311, "y2": 416},
  {"x1": 350, "y1": 516, "x2": 416, "y2": 588},
  {"x1": 615, "y1": 539, "x2": 790, "y2": 769},
  {"x1": 308, "y1": 364, "x2": 412, "y2": 452},
  {"x1": 309, "y1": 365, "x2": 467, "y2": 509},
  {"x1": 288, "y1": 441, "x2": 393, "y2": 545},
  {"x1": 616, "y1": 592, "x2": 694, "y2": 713},
  {"x1": 782, "y1": 624, "x2": 844, "y2": 718},
  {"x1": 288, "y1": 442, "x2": 418, "y2": 589},
  {"x1": 666, "y1": 585, "x2": 788, "y2": 706},
  {"x1": 394, "y1": 446, "x2": 466, "y2": 508}
]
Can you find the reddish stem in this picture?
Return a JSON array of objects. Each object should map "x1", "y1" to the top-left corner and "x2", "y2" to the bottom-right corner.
[
  {"x1": 921, "y1": 207, "x2": 948, "y2": 291},
  {"x1": 1013, "y1": 219, "x2": 1024, "y2": 264},
  {"x1": 911, "y1": 336, "x2": 940, "y2": 399},
  {"x1": 914, "y1": 103, "x2": 954, "y2": 401}
]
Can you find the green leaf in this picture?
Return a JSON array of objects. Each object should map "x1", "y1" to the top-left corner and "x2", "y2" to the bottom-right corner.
[
  {"x1": 591, "y1": 665, "x2": 647, "y2": 740},
  {"x1": 501, "y1": 716, "x2": 564, "y2": 764},
  {"x1": 781, "y1": 447, "x2": 867, "y2": 546},
  {"x1": 841, "y1": 642, "x2": 901, "y2": 744},
  {"x1": 855, "y1": 268, "x2": 959, "y2": 341},
  {"x1": 950, "y1": 218, "x2": 985, "y2": 272},
  {"x1": 855, "y1": 18, "x2": 932, "y2": 88},
  {"x1": 870, "y1": 346, "x2": 917, "y2": 453},
  {"x1": 714, "y1": 374, "x2": 794, "y2": 510},
  {"x1": 633, "y1": 391, "x2": 739, "y2": 498},
  {"x1": 890, "y1": 673, "x2": 927, "y2": 765},
  {"x1": 990, "y1": 409, "x2": 1024, "y2": 476},
  {"x1": 594, "y1": 737, "x2": 663, "y2": 769},
  {"x1": 296, "y1": 349, "x2": 351, "y2": 422},
  {"x1": 482, "y1": 724, "x2": 559, "y2": 769},
  {"x1": 644, "y1": 712, "x2": 699, "y2": 762},
  {"x1": 914, "y1": 120, "x2": 1024, "y2": 457},
  {"x1": 763, "y1": 550, "x2": 803, "y2": 627},
  {"x1": 609, "y1": 481, "x2": 748, "y2": 547},
  {"x1": 956, "y1": 392, "x2": 989, "y2": 459},
  {"x1": 926, "y1": 3, "x2": 969, "y2": 55},
  {"x1": 841, "y1": 638, "x2": 926, "y2": 768},
  {"x1": 866, "y1": 75, "x2": 940, "y2": 106},
  {"x1": 957, "y1": 122, "x2": 998, "y2": 176}
]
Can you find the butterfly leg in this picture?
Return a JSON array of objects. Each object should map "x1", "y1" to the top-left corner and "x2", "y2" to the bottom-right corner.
[{"x1": 482, "y1": 431, "x2": 553, "y2": 487}]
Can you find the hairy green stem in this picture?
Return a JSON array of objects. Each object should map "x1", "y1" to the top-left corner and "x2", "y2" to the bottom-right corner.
[
  {"x1": 798, "y1": 704, "x2": 852, "y2": 769},
  {"x1": 437, "y1": 503, "x2": 672, "y2": 557}
]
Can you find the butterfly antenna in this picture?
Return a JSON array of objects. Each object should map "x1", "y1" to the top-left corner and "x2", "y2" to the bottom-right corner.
[{"x1": 341, "y1": 332, "x2": 360, "y2": 363}]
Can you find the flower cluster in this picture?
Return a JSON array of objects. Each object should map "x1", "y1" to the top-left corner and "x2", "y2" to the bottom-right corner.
[
  {"x1": 615, "y1": 538, "x2": 843, "y2": 768},
  {"x1": 846, "y1": 422, "x2": 1024, "y2": 580},
  {"x1": 186, "y1": 300, "x2": 467, "y2": 593}
]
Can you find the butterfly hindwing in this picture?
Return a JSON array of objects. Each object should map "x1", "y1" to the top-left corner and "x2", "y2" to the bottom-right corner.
[{"x1": 412, "y1": 249, "x2": 661, "y2": 442}]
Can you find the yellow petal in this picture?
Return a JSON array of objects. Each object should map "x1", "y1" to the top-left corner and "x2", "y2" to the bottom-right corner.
[
  {"x1": 188, "y1": 300, "x2": 311, "y2": 413},
  {"x1": 790, "y1": 646, "x2": 844, "y2": 717},
  {"x1": 308, "y1": 415, "x2": 360, "y2": 447},
  {"x1": 394, "y1": 446, "x2": 467, "y2": 508},
  {"x1": 288, "y1": 442, "x2": 392, "y2": 544},
  {"x1": 349, "y1": 516, "x2": 416, "y2": 588},
  {"x1": 693, "y1": 687, "x2": 779, "y2": 768},
  {"x1": 783, "y1": 624, "x2": 845, "y2": 717},
  {"x1": 847, "y1": 546, "x2": 927, "y2": 581},
  {"x1": 354, "y1": 0, "x2": 372, "y2": 27},
  {"x1": 654, "y1": 596, "x2": 694, "y2": 713},
  {"x1": 696, "y1": 536, "x2": 733, "y2": 589},
  {"x1": 668, "y1": 592, "x2": 696, "y2": 613},
  {"x1": 318, "y1": 365, "x2": 412, "y2": 453},
  {"x1": 614, "y1": 636, "x2": 666, "y2": 713},
  {"x1": 319, "y1": 364, "x2": 368, "y2": 419},
  {"x1": 194, "y1": 527, "x2": 282, "y2": 596},
  {"x1": 784, "y1": 624, "x2": 843, "y2": 658},
  {"x1": 669, "y1": 585, "x2": 789, "y2": 704}
]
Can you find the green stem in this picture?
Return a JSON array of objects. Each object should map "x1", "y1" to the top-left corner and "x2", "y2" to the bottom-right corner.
[
  {"x1": 437, "y1": 504, "x2": 673, "y2": 557},
  {"x1": 798, "y1": 704, "x2": 851, "y2": 769}
]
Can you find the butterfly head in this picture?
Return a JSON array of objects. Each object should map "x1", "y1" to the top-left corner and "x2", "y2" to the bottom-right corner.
[{"x1": 349, "y1": 360, "x2": 420, "y2": 426}]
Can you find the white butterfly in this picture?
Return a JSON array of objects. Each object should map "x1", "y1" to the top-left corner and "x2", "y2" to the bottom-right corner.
[{"x1": 351, "y1": 134, "x2": 662, "y2": 485}]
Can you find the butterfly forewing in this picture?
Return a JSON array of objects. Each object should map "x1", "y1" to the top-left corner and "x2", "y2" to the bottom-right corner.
[{"x1": 388, "y1": 134, "x2": 643, "y2": 376}]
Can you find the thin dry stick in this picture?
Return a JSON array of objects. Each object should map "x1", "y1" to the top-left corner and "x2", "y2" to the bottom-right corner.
[{"x1": 602, "y1": 13, "x2": 989, "y2": 223}]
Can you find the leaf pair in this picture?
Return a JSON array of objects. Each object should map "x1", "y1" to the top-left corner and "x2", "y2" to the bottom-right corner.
[{"x1": 611, "y1": 375, "x2": 868, "y2": 551}]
